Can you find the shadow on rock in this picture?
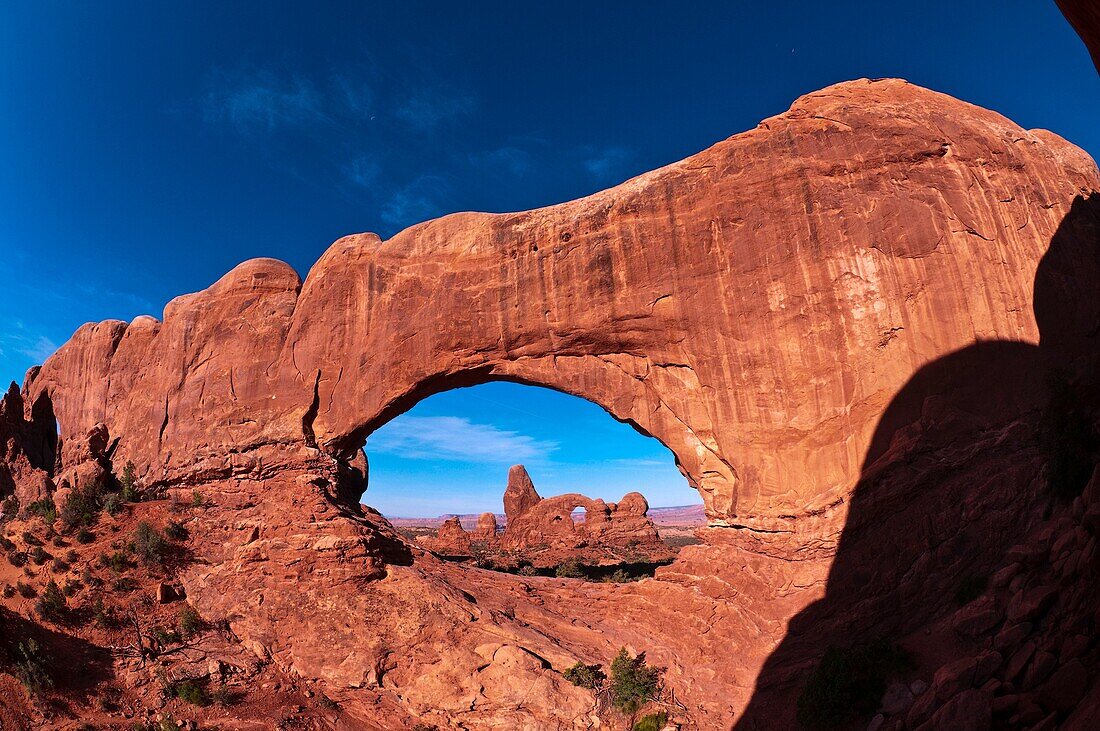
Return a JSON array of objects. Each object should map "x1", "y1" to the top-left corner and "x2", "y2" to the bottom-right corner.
[{"x1": 735, "y1": 195, "x2": 1100, "y2": 728}]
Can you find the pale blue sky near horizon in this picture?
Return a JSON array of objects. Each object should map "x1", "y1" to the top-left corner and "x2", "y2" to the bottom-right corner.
[{"x1": 2, "y1": 2, "x2": 1097, "y2": 515}]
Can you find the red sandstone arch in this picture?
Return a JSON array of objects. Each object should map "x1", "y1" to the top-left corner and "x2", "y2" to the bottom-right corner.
[{"x1": 10, "y1": 78, "x2": 1100, "y2": 727}]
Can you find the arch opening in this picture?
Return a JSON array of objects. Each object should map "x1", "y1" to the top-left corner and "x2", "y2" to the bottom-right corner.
[{"x1": 357, "y1": 381, "x2": 704, "y2": 577}]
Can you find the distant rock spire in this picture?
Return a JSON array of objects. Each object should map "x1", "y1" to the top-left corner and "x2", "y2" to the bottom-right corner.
[{"x1": 503, "y1": 464, "x2": 541, "y2": 522}]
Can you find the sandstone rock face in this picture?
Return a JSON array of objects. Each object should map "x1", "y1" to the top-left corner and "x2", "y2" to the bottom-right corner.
[
  {"x1": 420, "y1": 516, "x2": 472, "y2": 556},
  {"x1": 497, "y1": 467, "x2": 670, "y2": 566},
  {"x1": 0, "y1": 383, "x2": 55, "y2": 506},
  {"x1": 503, "y1": 464, "x2": 540, "y2": 522},
  {"x1": 7, "y1": 79, "x2": 1100, "y2": 727},
  {"x1": 1059, "y1": 0, "x2": 1100, "y2": 73}
]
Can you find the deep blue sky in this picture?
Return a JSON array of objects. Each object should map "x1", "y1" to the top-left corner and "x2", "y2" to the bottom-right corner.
[{"x1": 2, "y1": 2, "x2": 1097, "y2": 515}]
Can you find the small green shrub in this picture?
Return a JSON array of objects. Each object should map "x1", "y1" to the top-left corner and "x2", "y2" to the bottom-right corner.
[
  {"x1": 132, "y1": 521, "x2": 168, "y2": 566},
  {"x1": 164, "y1": 520, "x2": 188, "y2": 541},
  {"x1": 610, "y1": 648, "x2": 661, "y2": 714},
  {"x1": 35, "y1": 579, "x2": 68, "y2": 621},
  {"x1": 179, "y1": 605, "x2": 203, "y2": 637},
  {"x1": 22, "y1": 530, "x2": 42, "y2": 546},
  {"x1": 24, "y1": 498, "x2": 56, "y2": 524},
  {"x1": 51, "y1": 556, "x2": 69, "y2": 573},
  {"x1": 16, "y1": 580, "x2": 35, "y2": 597},
  {"x1": 99, "y1": 550, "x2": 132, "y2": 573},
  {"x1": 633, "y1": 712, "x2": 668, "y2": 731},
  {"x1": 518, "y1": 565, "x2": 538, "y2": 576},
  {"x1": 51, "y1": 535, "x2": 66, "y2": 547},
  {"x1": 61, "y1": 485, "x2": 103, "y2": 529},
  {"x1": 119, "y1": 461, "x2": 139, "y2": 502},
  {"x1": 796, "y1": 639, "x2": 914, "y2": 729},
  {"x1": 102, "y1": 493, "x2": 123, "y2": 516},
  {"x1": 1, "y1": 494, "x2": 19, "y2": 517},
  {"x1": 555, "y1": 558, "x2": 585, "y2": 579},
  {"x1": 13, "y1": 638, "x2": 53, "y2": 695},
  {"x1": 76, "y1": 528, "x2": 96, "y2": 544},
  {"x1": 174, "y1": 679, "x2": 209, "y2": 706},
  {"x1": 151, "y1": 626, "x2": 182, "y2": 648},
  {"x1": 2, "y1": 584, "x2": 14, "y2": 598},
  {"x1": 191, "y1": 490, "x2": 204, "y2": 508},
  {"x1": 211, "y1": 680, "x2": 234, "y2": 707},
  {"x1": 8, "y1": 550, "x2": 27, "y2": 567},
  {"x1": 609, "y1": 569, "x2": 631, "y2": 583},
  {"x1": 563, "y1": 661, "x2": 605, "y2": 690},
  {"x1": 31, "y1": 545, "x2": 49, "y2": 565}
]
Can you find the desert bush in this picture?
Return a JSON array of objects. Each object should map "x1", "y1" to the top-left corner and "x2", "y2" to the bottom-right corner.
[
  {"x1": 31, "y1": 545, "x2": 49, "y2": 565},
  {"x1": 102, "y1": 493, "x2": 123, "y2": 517},
  {"x1": 179, "y1": 605, "x2": 203, "y2": 637},
  {"x1": 1, "y1": 494, "x2": 19, "y2": 518},
  {"x1": 191, "y1": 490, "x2": 204, "y2": 508},
  {"x1": 318, "y1": 695, "x2": 340, "y2": 710},
  {"x1": 51, "y1": 556, "x2": 69, "y2": 573},
  {"x1": 796, "y1": 639, "x2": 913, "y2": 729},
  {"x1": 111, "y1": 577, "x2": 138, "y2": 592},
  {"x1": 173, "y1": 679, "x2": 209, "y2": 706},
  {"x1": 555, "y1": 558, "x2": 585, "y2": 579},
  {"x1": 2, "y1": 584, "x2": 13, "y2": 598},
  {"x1": 633, "y1": 712, "x2": 668, "y2": 731},
  {"x1": 151, "y1": 626, "x2": 182, "y2": 648},
  {"x1": 24, "y1": 498, "x2": 56, "y2": 524},
  {"x1": 211, "y1": 680, "x2": 234, "y2": 706},
  {"x1": 92, "y1": 596, "x2": 116, "y2": 628},
  {"x1": 16, "y1": 580, "x2": 35, "y2": 597},
  {"x1": 0, "y1": 535, "x2": 14, "y2": 551},
  {"x1": 76, "y1": 528, "x2": 96, "y2": 544},
  {"x1": 63, "y1": 579, "x2": 80, "y2": 596},
  {"x1": 100, "y1": 550, "x2": 132, "y2": 573},
  {"x1": 8, "y1": 550, "x2": 27, "y2": 567},
  {"x1": 132, "y1": 522, "x2": 168, "y2": 566},
  {"x1": 35, "y1": 579, "x2": 67, "y2": 621},
  {"x1": 563, "y1": 661, "x2": 605, "y2": 690},
  {"x1": 22, "y1": 530, "x2": 42, "y2": 546},
  {"x1": 61, "y1": 485, "x2": 103, "y2": 529},
  {"x1": 51, "y1": 534, "x2": 66, "y2": 547},
  {"x1": 608, "y1": 569, "x2": 631, "y2": 583},
  {"x1": 609, "y1": 648, "x2": 661, "y2": 714},
  {"x1": 13, "y1": 638, "x2": 53, "y2": 695},
  {"x1": 164, "y1": 519, "x2": 188, "y2": 541},
  {"x1": 119, "y1": 461, "x2": 139, "y2": 502},
  {"x1": 518, "y1": 564, "x2": 538, "y2": 576}
]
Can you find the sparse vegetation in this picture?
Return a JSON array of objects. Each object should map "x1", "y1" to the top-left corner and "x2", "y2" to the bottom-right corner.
[
  {"x1": 103, "y1": 492, "x2": 123, "y2": 516},
  {"x1": 60, "y1": 484, "x2": 104, "y2": 529},
  {"x1": 796, "y1": 639, "x2": 914, "y2": 729},
  {"x1": 119, "y1": 461, "x2": 139, "y2": 502},
  {"x1": 518, "y1": 564, "x2": 538, "y2": 576},
  {"x1": 212, "y1": 680, "x2": 234, "y2": 706},
  {"x1": 563, "y1": 661, "x2": 605, "y2": 690},
  {"x1": 16, "y1": 580, "x2": 35, "y2": 598},
  {"x1": 12, "y1": 638, "x2": 53, "y2": 695},
  {"x1": 555, "y1": 557, "x2": 585, "y2": 578},
  {"x1": 191, "y1": 490, "x2": 204, "y2": 507},
  {"x1": 1, "y1": 494, "x2": 19, "y2": 519},
  {"x1": 609, "y1": 647, "x2": 661, "y2": 713},
  {"x1": 179, "y1": 605, "x2": 203, "y2": 637},
  {"x1": 31, "y1": 545, "x2": 49, "y2": 565},
  {"x1": 24, "y1": 498, "x2": 57, "y2": 524},
  {"x1": 8, "y1": 550, "x2": 27, "y2": 567},
  {"x1": 173, "y1": 678, "x2": 209, "y2": 706},
  {"x1": 164, "y1": 519, "x2": 188, "y2": 541},
  {"x1": 633, "y1": 711, "x2": 668, "y2": 731},
  {"x1": 132, "y1": 521, "x2": 168, "y2": 566},
  {"x1": 35, "y1": 579, "x2": 68, "y2": 621},
  {"x1": 2, "y1": 584, "x2": 14, "y2": 598},
  {"x1": 76, "y1": 528, "x2": 96, "y2": 544}
]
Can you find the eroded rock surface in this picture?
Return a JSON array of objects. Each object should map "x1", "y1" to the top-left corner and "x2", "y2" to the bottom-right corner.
[{"x1": 4, "y1": 79, "x2": 1100, "y2": 728}]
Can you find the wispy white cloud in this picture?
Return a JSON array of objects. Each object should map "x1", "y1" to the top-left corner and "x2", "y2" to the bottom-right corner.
[
  {"x1": 395, "y1": 88, "x2": 475, "y2": 131},
  {"x1": 202, "y1": 71, "x2": 329, "y2": 133},
  {"x1": 345, "y1": 155, "x2": 382, "y2": 188},
  {"x1": 468, "y1": 146, "x2": 531, "y2": 176},
  {"x1": 367, "y1": 415, "x2": 558, "y2": 464},
  {"x1": 0, "y1": 327, "x2": 58, "y2": 366},
  {"x1": 379, "y1": 175, "x2": 452, "y2": 229},
  {"x1": 583, "y1": 146, "x2": 632, "y2": 182}
]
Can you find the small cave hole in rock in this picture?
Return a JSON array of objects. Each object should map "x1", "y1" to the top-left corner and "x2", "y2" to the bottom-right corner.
[{"x1": 361, "y1": 382, "x2": 705, "y2": 581}]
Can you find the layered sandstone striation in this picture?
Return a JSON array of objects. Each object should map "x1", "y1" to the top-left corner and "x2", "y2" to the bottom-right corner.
[{"x1": 2, "y1": 79, "x2": 1099, "y2": 728}]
